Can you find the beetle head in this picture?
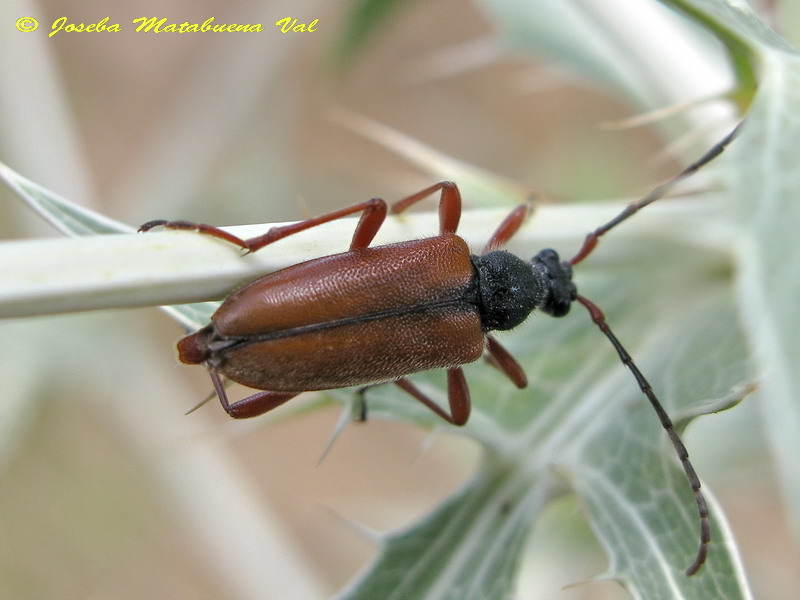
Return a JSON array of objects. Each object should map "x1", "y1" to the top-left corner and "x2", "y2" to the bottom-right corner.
[{"x1": 530, "y1": 248, "x2": 577, "y2": 318}]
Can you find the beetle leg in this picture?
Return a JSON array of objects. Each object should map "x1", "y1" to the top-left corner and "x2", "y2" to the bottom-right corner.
[
  {"x1": 210, "y1": 372, "x2": 298, "y2": 419},
  {"x1": 140, "y1": 198, "x2": 388, "y2": 253},
  {"x1": 485, "y1": 335, "x2": 528, "y2": 389},
  {"x1": 245, "y1": 197, "x2": 389, "y2": 252},
  {"x1": 139, "y1": 220, "x2": 251, "y2": 248},
  {"x1": 482, "y1": 202, "x2": 533, "y2": 253},
  {"x1": 445, "y1": 367, "x2": 471, "y2": 425},
  {"x1": 391, "y1": 181, "x2": 462, "y2": 235},
  {"x1": 394, "y1": 367, "x2": 471, "y2": 426},
  {"x1": 225, "y1": 391, "x2": 299, "y2": 419}
]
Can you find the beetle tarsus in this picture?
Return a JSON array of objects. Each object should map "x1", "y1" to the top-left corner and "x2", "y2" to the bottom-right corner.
[{"x1": 138, "y1": 219, "x2": 168, "y2": 232}]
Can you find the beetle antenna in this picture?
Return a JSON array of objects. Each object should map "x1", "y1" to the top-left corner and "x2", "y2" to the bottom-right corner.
[
  {"x1": 575, "y1": 294, "x2": 709, "y2": 575},
  {"x1": 570, "y1": 123, "x2": 741, "y2": 266}
]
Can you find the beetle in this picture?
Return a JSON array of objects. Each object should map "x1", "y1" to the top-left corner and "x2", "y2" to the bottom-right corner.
[
  {"x1": 142, "y1": 183, "x2": 572, "y2": 423},
  {"x1": 140, "y1": 125, "x2": 739, "y2": 575}
]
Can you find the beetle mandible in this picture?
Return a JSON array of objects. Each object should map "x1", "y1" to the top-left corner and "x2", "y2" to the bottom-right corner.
[{"x1": 140, "y1": 125, "x2": 739, "y2": 575}]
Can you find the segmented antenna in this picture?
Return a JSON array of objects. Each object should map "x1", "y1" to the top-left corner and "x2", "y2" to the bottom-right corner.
[
  {"x1": 576, "y1": 295, "x2": 709, "y2": 576},
  {"x1": 568, "y1": 124, "x2": 740, "y2": 575},
  {"x1": 570, "y1": 124, "x2": 740, "y2": 266}
]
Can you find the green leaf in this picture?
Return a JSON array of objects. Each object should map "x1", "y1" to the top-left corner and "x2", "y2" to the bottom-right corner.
[
  {"x1": 0, "y1": 162, "x2": 130, "y2": 236},
  {"x1": 333, "y1": 455, "x2": 548, "y2": 600},
  {"x1": 666, "y1": 0, "x2": 800, "y2": 567},
  {"x1": 0, "y1": 160, "x2": 217, "y2": 329},
  {"x1": 665, "y1": 0, "x2": 793, "y2": 53},
  {"x1": 725, "y1": 57, "x2": 800, "y2": 540},
  {"x1": 473, "y1": 0, "x2": 737, "y2": 116}
]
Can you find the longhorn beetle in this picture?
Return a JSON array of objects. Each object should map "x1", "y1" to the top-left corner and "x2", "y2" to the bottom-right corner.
[{"x1": 141, "y1": 124, "x2": 740, "y2": 575}]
